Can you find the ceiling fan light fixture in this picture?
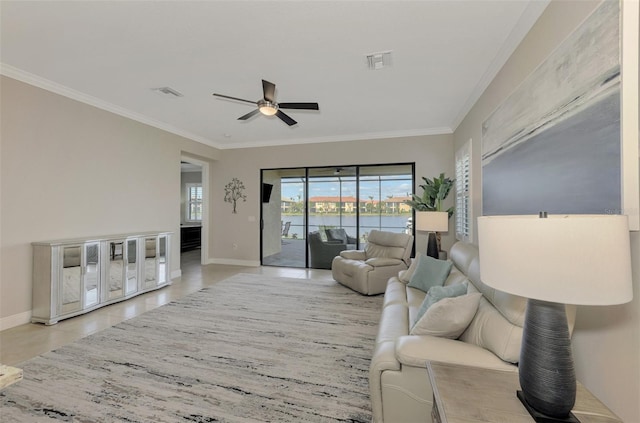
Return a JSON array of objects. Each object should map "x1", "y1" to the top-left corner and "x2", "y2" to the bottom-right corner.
[{"x1": 258, "y1": 101, "x2": 278, "y2": 116}]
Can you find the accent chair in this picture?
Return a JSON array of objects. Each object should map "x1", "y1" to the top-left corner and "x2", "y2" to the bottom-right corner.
[{"x1": 331, "y1": 229, "x2": 413, "y2": 295}]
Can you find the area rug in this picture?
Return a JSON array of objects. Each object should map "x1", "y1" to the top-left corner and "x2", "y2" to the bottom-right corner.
[{"x1": 1, "y1": 274, "x2": 383, "y2": 422}]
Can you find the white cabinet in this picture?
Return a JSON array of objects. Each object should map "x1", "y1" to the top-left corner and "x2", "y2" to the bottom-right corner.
[{"x1": 32, "y1": 232, "x2": 172, "y2": 325}]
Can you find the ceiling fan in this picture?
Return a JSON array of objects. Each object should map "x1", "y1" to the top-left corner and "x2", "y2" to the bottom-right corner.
[{"x1": 213, "y1": 79, "x2": 319, "y2": 126}]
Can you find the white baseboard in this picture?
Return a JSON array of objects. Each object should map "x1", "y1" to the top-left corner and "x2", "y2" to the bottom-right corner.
[
  {"x1": 0, "y1": 310, "x2": 32, "y2": 331},
  {"x1": 206, "y1": 258, "x2": 261, "y2": 267},
  {"x1": 171, "y1": 269, "x2": 182, "y2": 279}
]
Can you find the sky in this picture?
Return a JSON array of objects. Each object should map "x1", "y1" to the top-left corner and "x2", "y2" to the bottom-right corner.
[{"x1": 281, "y1": 177, "x2": 413, "y2": 201}]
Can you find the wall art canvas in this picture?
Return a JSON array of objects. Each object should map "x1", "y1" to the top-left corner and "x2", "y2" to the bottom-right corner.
[{"x1": 482, "y1": 1, "x2": 630, "y2": 220}]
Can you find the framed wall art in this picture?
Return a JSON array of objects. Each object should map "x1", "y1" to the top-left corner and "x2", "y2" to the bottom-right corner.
[{"x1": 481, "y1": 0, "x2": 639, "y2": 230}]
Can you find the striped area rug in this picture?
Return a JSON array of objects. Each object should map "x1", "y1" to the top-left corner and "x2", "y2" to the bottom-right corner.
[{"x1": 1, "y1": 274, "x2": 383, "y2": 422}]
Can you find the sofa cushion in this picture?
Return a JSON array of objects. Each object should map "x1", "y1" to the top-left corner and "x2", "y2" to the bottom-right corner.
[
  {"x1": 398, "y1": 253, "x2": 425, "y2": 283},
  {"x1": 407, "y1": 255, "x2": 452, "y2": 293},
  {"x1": 339, "y1": 249, "x2": 366, "y2": 260},
  {"x1": 365, "y1": 257, "x2": 403, "y2": 267},
  {"x1": 364, "y1": 230, "x2": 413, "y2": 264},
  {"x1": 442, "y1": 266, "x2": 468, "y2": 287},
  {"x1": 459, "y1": 283, "x2": 523, "y2": 363},
  {"x1": 410, "y1": 292, "x2": 482, "y2": 338},
  {"x1": 394, "y1": 335, "x2": 517, "y2": 370},
  {"x1": 413, "y1": 281, "x2": 468, "y2": 327},
  {"x1": 406, "y1": 286, "x2": 427, "y2": 325}
]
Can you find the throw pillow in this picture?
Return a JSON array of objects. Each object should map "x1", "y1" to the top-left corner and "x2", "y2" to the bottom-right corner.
[
  {"x1": 326, "y1": 228, "x2": 347, "y2": 243},
  {"x1": 399, "y1": 253, "x2": 424, "y2": 283},
  {"x1": 410, "y1": 293, "x2": 482, "y2": 338},
  {"x1": 413, "y1": 281, "x2": 468, "y2": 326},
  {"x1": 407, "y1": 255, "x2": 453, "y2": 293}
]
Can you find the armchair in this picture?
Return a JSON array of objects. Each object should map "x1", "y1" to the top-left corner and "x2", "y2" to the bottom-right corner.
[
  {"x1": 308, "y1": 231, "x2": 347, "y2": 269},
  {"x1": 331, "y1": 230, "x2": 413, "y2": 295},
  {"x1": 324, "y1": 228, "x2": 357, "y2": 246}
]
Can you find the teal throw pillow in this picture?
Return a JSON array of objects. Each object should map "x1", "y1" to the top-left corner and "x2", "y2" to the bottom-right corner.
[
  {"x1": 413, "y1": 282, "x2": 468, "y2": 328},
  {"x1": 407, "y1": 255, "x2": 453, "y2": 293}
]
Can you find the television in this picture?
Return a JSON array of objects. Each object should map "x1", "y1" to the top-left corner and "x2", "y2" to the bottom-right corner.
[{"x1": 262, "y1": 183, "x2": 273, "y2": 203}]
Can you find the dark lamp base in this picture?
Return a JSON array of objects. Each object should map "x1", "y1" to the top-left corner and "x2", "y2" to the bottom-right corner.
[
  {"x1": 517, "y1": 391, "x2": 580, "y2": 423},
  {"x1": 426, "y1": 232, "x2": 439, "y2": 259}
]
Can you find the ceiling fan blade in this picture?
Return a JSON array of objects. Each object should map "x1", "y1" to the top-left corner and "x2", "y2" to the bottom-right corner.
[
  {"x1": 213, "y1": 93, "x2": 257, "y2": 105},
  {"x1": 276, "y1": 110, "x2": 297, "y2": 126},
  {"x1": 238, "y1": 109, "x2": 261, "y2": 120},
  {"x1": 278, "y1": 102, "x2": 319, "y2": 110},
  {"x1": 262, "y1": 80, "x2": 276, "y2": 102}
]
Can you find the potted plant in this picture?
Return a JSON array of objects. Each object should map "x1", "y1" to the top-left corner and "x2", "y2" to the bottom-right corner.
[{"x1": 405, "y1": 173, "x2": 454, "y2": 257}]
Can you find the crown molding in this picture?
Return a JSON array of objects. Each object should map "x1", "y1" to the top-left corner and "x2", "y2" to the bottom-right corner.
[
  {"x1": 1, "y1": 63, "x2": 452, "y2": 150},
  {"x1": 215, "y1": 126, "x2": 454, "y2": 150},
  {"x1": 0, "y1": 63, "x2": 220, "y2": 148},
  {"x1": 450, "y1": 0, "x2": 550, "y2": 131}
]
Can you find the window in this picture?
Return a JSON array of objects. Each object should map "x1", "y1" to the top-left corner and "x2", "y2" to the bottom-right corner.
[
  {"x1": 455, "y1": 140, "x2": 472, "y2": 242},
  {"x1": 186, "y1": 183, "x2": 202, "y2": 221}
]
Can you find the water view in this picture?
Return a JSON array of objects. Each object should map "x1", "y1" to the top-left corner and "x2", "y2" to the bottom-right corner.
[{"x1": 282, "y1": 214, "x2": 411, "y2": 239}]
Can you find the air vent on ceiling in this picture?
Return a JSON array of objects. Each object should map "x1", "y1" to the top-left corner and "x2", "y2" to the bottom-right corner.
[
  {"x1": 152, "y1": 86, "x2": 184, "y2": 97},
  {"x1": 366, "y1": 51, "x2": 392, "y2": 70}
]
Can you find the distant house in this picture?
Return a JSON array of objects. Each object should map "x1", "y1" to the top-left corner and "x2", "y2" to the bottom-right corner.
[
  {"x1": 281, "y1": 196, "x2": 412, "y2": 214},
  {"x1": 308, "y1": 196, "x2": 357, "y2": 213},
  {"x1": 280, "y1": 198, "x2": 296, "y2": 213},
  {"x1": 386, "y1": 196, "x2": 413, "y2": 213}
]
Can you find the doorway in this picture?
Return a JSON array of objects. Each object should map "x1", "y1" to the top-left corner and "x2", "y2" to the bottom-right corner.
[{"x1": 180, "y1": 156, "x2": 209, "y2": 266}]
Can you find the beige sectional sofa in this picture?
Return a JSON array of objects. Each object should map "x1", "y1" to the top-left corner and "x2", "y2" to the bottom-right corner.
[{"x1": 369, "y1": 241, "x2": 576, "y2": 423}]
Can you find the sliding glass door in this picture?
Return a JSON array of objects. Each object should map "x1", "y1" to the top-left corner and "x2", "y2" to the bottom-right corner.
[
  {"x1": 262, "y1": 168, "x2": 306, "y2": 268},
  {"x1": 307, "y1": 166, "x2": 358, "y2": 244},
  {"x1": 261, "y1": 163, "x2": 413, "y2": 268},
  {"x1": 358, "y1": 165, "x2": 414, "y2": 243}
]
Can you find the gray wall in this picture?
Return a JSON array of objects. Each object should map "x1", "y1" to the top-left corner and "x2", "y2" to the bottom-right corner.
[
  {"x1": 453, "y1": 1, "x2": 639, "y2": 420},
  {"x1": 208, "y1": 135, "x2": 455, "y2": 265},
  {"x1": 0, "y1": 75, "x2": 220, "y2": 327}
]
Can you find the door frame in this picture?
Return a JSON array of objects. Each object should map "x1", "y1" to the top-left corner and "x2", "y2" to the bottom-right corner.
[{"x1": 180, "y1": 154, "x2": 209, "y2": 265}]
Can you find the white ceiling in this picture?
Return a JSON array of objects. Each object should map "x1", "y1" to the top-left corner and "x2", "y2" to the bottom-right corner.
[{"x1": 0, "y1": 1, "x2": 548, "y2": 150}]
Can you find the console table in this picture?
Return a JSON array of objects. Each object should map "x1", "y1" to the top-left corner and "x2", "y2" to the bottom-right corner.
[
  {"x1": 32, "y1": 231, "x2": 172, "y2": 325},
  {"x1": 427, "y1": 361, "x2": 622, "y2": 423}
]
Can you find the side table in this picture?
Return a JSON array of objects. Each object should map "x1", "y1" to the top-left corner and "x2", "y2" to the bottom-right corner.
[{"x1": 426, "y1": 361, "x2": 622, "y2": 423}]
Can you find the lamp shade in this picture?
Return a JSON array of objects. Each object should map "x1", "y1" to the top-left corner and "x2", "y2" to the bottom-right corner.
[
  {"x1": 477, "y1": 214, "x2": 633, "y2": 305},
  {"x1": 416, "y1": 211, "x2": 448, "y2": 232}
]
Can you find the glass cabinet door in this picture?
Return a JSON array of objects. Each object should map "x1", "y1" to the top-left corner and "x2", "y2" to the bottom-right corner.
[
  {"x1": 83, "y1": 243, "x2": 100, "y2": 308},
  {"x1": 144, "y1": 237, "x2": 157, "y2": 289},
  {"x1": 158, "y1": 235, "x2": 168, "y2": 285},
  {"x1": 60, "y1": 245, "x2": 83, "y2": 314},
  {"x1": 106, "y1": 241, "x2": 124, "y2": 300},
  {"x1": 125, "y1": 239, "x2": 138, "y2": 295}
]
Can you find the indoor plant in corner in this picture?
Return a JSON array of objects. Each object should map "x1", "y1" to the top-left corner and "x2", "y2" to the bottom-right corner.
[{"x1": 405, "y1": 173, "x2": 454, "y2": 258}]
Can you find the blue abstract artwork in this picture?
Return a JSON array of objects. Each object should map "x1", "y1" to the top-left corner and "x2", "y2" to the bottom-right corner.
[{"x1": 482, "y1": 1, "x2": 621, "y2": 216}]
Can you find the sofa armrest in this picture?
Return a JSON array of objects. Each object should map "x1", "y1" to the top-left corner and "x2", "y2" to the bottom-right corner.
[
  {"x1": 365, "y1": 257, "x2": 402, "y2": 267},
  {"x1": 339, "y1": 250, "x2": 366, "y2": 260},
  {"x1": 371, "y1": 340, "x2": 402, "y2": 374},
  {"x1": 395, "y1": 335, "x2": 517, "y2": 371},
  {"x1": 369, "y1": 340, "x2": 401, "y2": 423}
]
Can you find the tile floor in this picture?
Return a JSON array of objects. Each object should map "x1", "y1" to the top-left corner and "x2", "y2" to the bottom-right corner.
[{"x1": 0, "y1": 250, "x2": 334, "y2": 366}]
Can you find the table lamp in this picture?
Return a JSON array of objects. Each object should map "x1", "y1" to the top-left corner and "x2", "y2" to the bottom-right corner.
[
  {"x1": 477, "y1": 213, "x2": 633, "y2": 422},
  {"x1": 416, "y1": 211, "x2": 448, "y2": 259}
]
